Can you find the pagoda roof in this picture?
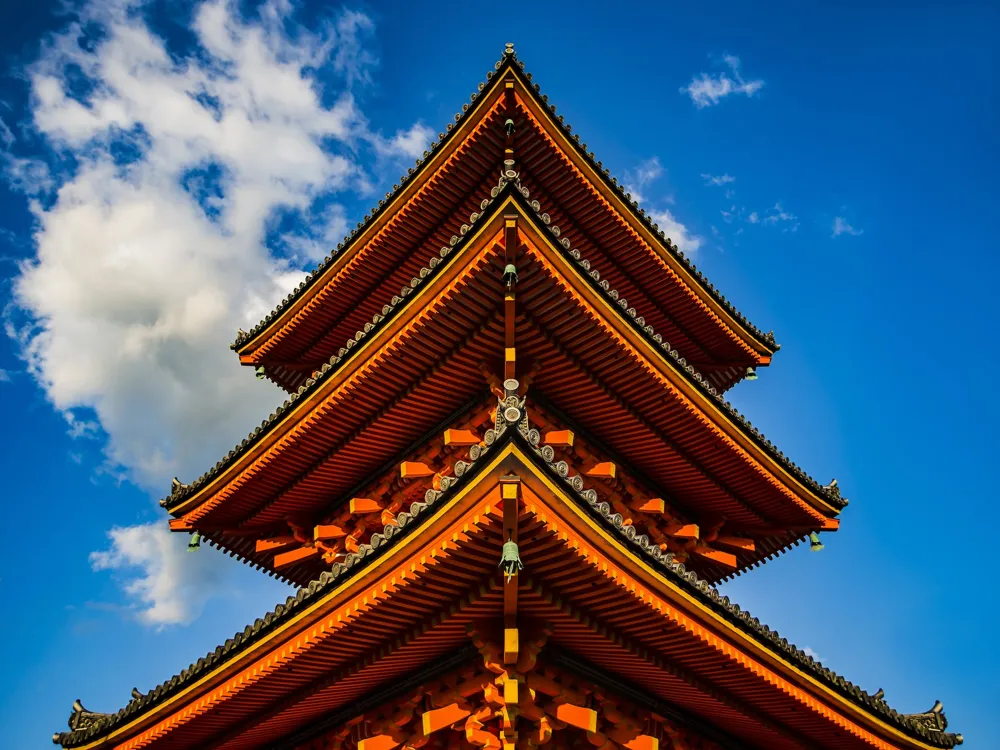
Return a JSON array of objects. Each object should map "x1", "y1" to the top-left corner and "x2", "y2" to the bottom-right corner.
[
  {"x1": 163, "y1": 182, "x2": 842, "y2": 581},
  {"x1": 233, "y1": 45, "x2": 777, "y2": 394},
  {"x1": 58, "y1": 423, "x2": 959, "y2": 749}
]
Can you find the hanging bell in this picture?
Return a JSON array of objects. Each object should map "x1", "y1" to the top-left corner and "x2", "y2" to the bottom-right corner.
[
  {"x1": 499, "y1": 538, "x2": 523, "y2": 584},
  {"x1": 808, "y1": 532, "x2": 824, "y2": 552},
  {"x1": 187, "y1": 531, "x2": 201, "y2": 552},
  {"x1": 255, "y1": 366, "x2": 266, "y2": 381},
  {"x1": 504, "y1": 118, "x2": 516, "y2": 136},
  {"x1": 502, "y1": 263, "x2": 518, "y2": 289},
  {"x1": 745, "y1": 366, "x2": 758, "y2": 381}
]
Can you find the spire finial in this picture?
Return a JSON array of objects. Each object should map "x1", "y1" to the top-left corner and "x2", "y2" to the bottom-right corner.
[{"x1": 504, "y1": 42, "x2": 515, "y2": 57}]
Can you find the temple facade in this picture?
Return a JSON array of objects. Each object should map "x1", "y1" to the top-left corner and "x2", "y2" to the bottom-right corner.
[{"x1": 54, "y1": 45, "x2": 962, "y2": 750}]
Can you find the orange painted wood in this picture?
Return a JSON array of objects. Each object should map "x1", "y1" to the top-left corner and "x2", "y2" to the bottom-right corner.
[
  {"x1": 349, "y1": 498, "x2": 384, "y2": 514},
  {"x1": 168, "y1": 518, "x2": 194, "y2": 531},
  {"x1": 421, "y1": 702, "x2": 471, "y2": 735},
  {"x1": 585, "y1": 462, "x2": 617, "y2": 479},
  {"x1": 624, "y1": 736, "x2": 659, "y2": 750},
  {"x1": 713, "y1": 535, "x2": 756, "y2": 552},
  {"x1": 821, "y1": 518, "x2": 841, "y2": 531},
  {"x1": 357, "y1": 736, "x2": 400, "y2": 750},
  {"x1": 633, "y1": 498, "x2": 665, "y2": 514},
  {"x1": 554, "y1": 703, "x2": 597, "y2": 733},
  {"x1": 313, "y1": 524, "x2": 348, "y2": 541},
  {"x1": 664, "y1": 523, "x2": 700, "y2": 540},
  {"x1": 443, "y1": 428, "x2": 480, "y2": 446},
  {"x1": 273, "y1": 545, "x2": 320, "y2": 568},
  {"x1": 543, "y1": 429, "x2": 575, "y2": 447},
  {"x1": 400, "y1": 461, "x2": 435, "y2": 479},
  {"x1": 255, "y1": 536, "x2": 297, "y2": 553},
  {"x1": 693, "y1": 545, "x2": 737, "y2": 568}
]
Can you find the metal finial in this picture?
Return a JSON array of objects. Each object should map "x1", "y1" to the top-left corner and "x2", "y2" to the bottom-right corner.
[{"x1": 504, "y1": 43, "x2": 515, "y2": 56}]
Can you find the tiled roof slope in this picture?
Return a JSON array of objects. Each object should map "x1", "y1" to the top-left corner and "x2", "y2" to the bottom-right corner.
[
  {"x1": 63, "y1": 420, "x2": 959, "y2": 748},
  {"x1": 165, "y1": 179, "x2": 843, "y2": 516},
  {"x1": 232, "y1": 44, "x2": 777, "y2": 356}
]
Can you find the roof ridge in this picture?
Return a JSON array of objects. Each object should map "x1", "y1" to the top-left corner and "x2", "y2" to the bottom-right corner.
[
  {"x1": 512, "y1": 421, "x2": 961, "y2": 748},
  {"x1": 233, "y1": 46, "x2": 777, "y2": 356}
]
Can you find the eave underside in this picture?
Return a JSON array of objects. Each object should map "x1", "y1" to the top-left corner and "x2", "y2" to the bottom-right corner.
[
  {"x1": 239, "y1": 64, "x2": 772, "y2": 394},
  {"x1": 59, "y1": 449, "x2": 957, "y2": 750}
]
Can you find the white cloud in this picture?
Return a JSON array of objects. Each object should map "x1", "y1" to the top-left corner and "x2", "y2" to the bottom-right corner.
[
  {"x1": 6, "y1": 0, "x2": 432, "y2": 626},
  {"x1": 701, "y1": 172, "x2": 735, "y2": 186},
  {"x1": 373, "y1": 122, "x2": 435, "y2": 161},
  {"x1": 763, "y1": 202, "x2": 799, "y2": 232},
  {"x1": 0, "y1": 114, "x2": 13, "y2": 149},
  {"x1": 681, "y1": 55, "x2": 764, "y2": 109},
  {"x1": 620, "y1": 156, "x2": 701, "y2": 255},
  {"x1": 802, "y1": 646, "x2": 825, "y2": 664},
  {"x1": 649, "y1": 208, "x2": 702, "y2": 255},
  {"x1": 623, "y1": 156, "x2": 663, "y2": 204},
  {"x1": 832, "y1": 216, "x2": 863, "y2": 237},
  {"x1": 90, "y1": 522, "x2": 233, "y2": 627},
  {"x1": 747, "y1": 211, "x2": 760, "y2": 224},
  {"x1": 0, "y1": 368, "x2": 10, "y2": 382}
]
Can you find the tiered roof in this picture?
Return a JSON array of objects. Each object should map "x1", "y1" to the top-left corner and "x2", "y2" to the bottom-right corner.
[
  {"x1": 55, "y1": 44, "x2": 962, "y2": 750},
  {"x1": 58, "y1": 409, "x2": 959, "y2": 749},
  {"x1": 233, "y1": 44, "x2": 777, "y2": 395}
]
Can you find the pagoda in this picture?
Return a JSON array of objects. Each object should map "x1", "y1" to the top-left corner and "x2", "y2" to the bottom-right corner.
[{"x1": 54, "y1": 45, "x2": 962, "y2": 750}]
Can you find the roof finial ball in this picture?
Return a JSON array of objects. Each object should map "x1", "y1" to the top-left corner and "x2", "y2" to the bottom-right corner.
[{"x1": 504, "y1": 42, "x2": 515, "y2": 57}]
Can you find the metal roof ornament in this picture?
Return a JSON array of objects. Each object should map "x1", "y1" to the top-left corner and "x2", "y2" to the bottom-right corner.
[{"x1": 499, "y1": 535, "x2": 523, "y2": 584}]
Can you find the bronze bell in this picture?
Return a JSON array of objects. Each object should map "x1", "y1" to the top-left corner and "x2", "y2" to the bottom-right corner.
[
  {"x1": 499, "y1": 538, "x2": 523, "y2": 584},
  {"x1": 187, "y1": 531, "x2": 201, "y2": 552},
  {"x1": 255, "y1": 366, "x2": 266, "y2": 380},
  {"x1": 502, "y1": 263, "x2": 518, "y2": 289},
  {"x1": 808, "y1": 532, "x2": 823, "y2": 552}
]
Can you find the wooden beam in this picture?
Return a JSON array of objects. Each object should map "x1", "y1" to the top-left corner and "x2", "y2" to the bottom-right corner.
[
  {"x1": 713, "y1": 535, "x2": 755, "y2": 553},
  {"x1": 554, "y1": 703, "x2": 597, "y2": 733},
  {"x1": 168, "y1": 518, "x2": 194, "y2": 531},
  {"x1": 422, "y1": 702, "x2": 471, "y2": 735},
  {"x1": 624, "y1": 736, "x2": 659, "y2": 750},
  {"x1": 399, "y1": 461, "x2": 434, "y2": 479},
  {"x1": 821, "y1": 518, "x2": 840, "y2": 531},
  {"x1": 349, "y1": 498, "x2": 384, "y2": 514},
  {"x1": 632, "y1": 498, "x2": 665, "y2": 514},
  {"x1": 585, "y1": 461, "x2": 617, "y2": 479},
  {"x1": 693, "y1": 545, "x2": 737, "y2": 568},
  {"x1": 313, "y1": 524, "x2": 348, "y2": 541},
  {"x1": 664, "y1": 522, "x2": 700, "y2": 540},
  {"x1": 443, "y1": 428, "x2": 480, "y2": 446},
  {"x1": 255, "y1": 536, "x2": 296, "y2": 553},
  {"x1": 273, "y1": 545, "x2": 320, "y2": 568},
  {"x1": 357, "y1": 737, "x2": 399, "y2": 750},
  {"x1": 543, "y1": 429, "x2": 575, "y2": 447}
]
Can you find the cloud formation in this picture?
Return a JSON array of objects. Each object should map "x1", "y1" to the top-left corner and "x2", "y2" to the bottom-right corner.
[
  {"x1": 681, "y1": 55, "x2": 764, "y2": 109},
  {"x1": 621, "y1": 157, "x2": 701, "y2": 255},
  {"x1": 6, "y1": 0, "x2": 432, "y2": 626},
  {"x1": 832, "y1": 216, "x2": 863, "y2": 237},
  {"x1": 701, "y1": 173, "x2": 735, "y2": 186}
]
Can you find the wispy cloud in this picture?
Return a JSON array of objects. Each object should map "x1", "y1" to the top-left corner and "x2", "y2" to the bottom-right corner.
[
  {"x1": 763, "y1": 202, "x2": 799, "y2": 232},
  {"x1": 681, "y1": 55, "x2": 764, "y2": 109},
  {"x1": 701, "y1": 172, "x2": 735, "y2": 186},
  {"x1": 621, "y1": 157, "x2": 701, "y2": 255},
  {"x1": 623, "y1": 156, "x2": 663, "y2": 204},
  {"x1": 649, "y1": 208, "x2": 702, "y2": 256},
  {"x1": 0, "y1": 368, "x2": 11, "y2": 383},
  {"x1": 5, "y1": 0, "x2": 432, "y2": 627},
  {"x1": 832, "y1": 216, "x2": 863, "y2": 237}
]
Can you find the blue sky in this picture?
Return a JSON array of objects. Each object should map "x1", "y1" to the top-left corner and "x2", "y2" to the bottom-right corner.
[{"x1": 1, "y1": 0, "x2": 996, "y2": 747}]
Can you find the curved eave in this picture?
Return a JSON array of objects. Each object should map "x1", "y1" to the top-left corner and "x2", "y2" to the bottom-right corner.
[
  {"x1": 234, "y1": 51, "x2": 776, "y2": 368},
  {"x1": 169, "y1": 189, "x2": 839, "y2": 532},
  {"x1": 61, "y1": 435, "x2": 957, "y2": 750}
]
